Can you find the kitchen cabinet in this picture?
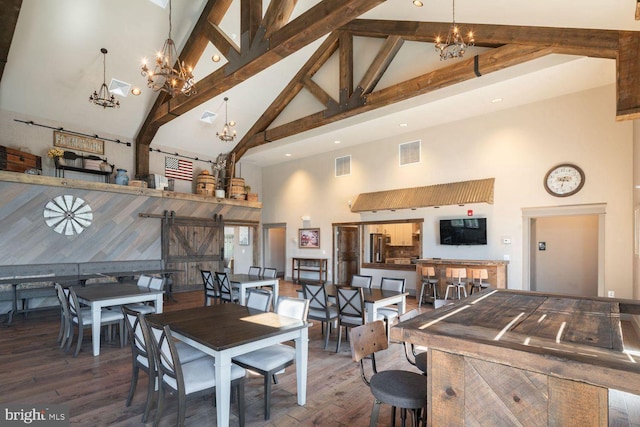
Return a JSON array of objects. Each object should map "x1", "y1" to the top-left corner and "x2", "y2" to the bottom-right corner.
[{"x1": 389, "y1": 223, "x2": 413, "y2": 246}]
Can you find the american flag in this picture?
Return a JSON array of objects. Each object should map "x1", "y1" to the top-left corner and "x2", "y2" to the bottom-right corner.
[{"x1": 165, "y1": 157, "x2": 193, "y2": 181}]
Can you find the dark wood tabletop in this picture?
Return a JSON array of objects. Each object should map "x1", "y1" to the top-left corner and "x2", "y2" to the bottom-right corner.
[
  {"x1": 73, "y1": 282, "x2": 162, "y2": 301},
  {"x1": 228, "y1": 274, "x2": 276, "y2": 283},
  {"x1": 148, "y1": 303, "x2": 308, "y2": 351}
]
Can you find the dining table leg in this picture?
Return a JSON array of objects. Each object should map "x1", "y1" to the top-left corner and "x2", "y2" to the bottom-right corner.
[
  {"x1": 214, "y1": 352, "x2": 232, "y2": 427},
  {"x1": 294, "y1": 327, "x2": 309, "y2": 405},
  {"x1": 91, "y1": 303, "x2": 101, "y2": 356}
]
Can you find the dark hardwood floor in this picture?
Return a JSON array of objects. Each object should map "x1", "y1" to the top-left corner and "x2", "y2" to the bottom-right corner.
[{"x1": 1, "y1": 281, "x2": 639, "y2": 426}]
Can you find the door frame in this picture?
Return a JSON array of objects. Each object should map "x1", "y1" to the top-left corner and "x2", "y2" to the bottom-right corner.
[
  {"x1": 262, "y1": 223, "x2": 286, "y2": 277},
  {"x1": 522, "y1": 203, "x2": 605, "y2": 296}
]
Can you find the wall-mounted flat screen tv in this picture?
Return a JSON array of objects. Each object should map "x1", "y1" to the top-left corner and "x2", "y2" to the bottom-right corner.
[{"x1": 439, "y1": 218, "x2": 487, "y2": 245}]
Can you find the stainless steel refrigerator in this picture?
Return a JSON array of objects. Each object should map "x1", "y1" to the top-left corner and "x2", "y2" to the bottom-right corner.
[{"x1": 370, "y1": 233, "x2": 387, "y2": 263}]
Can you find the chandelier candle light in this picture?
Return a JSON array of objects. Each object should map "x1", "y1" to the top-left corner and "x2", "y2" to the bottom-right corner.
[
  {"x1": 89, "y1": 48, "x2": 120, "y2": 108},
  {"x1": 217, "y1": 97, "x2": 236, "y2": 142},
  {"x1": 435, "y1": 0, "x2": 474, "y2": 60},
  {"x1": 141, "y1": 0, "x2": 196, "y2": 97}
]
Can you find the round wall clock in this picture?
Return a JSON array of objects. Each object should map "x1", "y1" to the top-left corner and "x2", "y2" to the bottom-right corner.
[
  {"x1": 43, "y1": 195, "x2": 93, "y2": 235},
  {"x1": 544, "y1": 163, "x2": 585, "y2": 197}
]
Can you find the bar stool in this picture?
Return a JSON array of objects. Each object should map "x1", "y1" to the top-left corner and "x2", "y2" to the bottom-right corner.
[
  {"x1": 418, "y1": 266, "x2": 439, "y2": 308},
  {"x1": 469, "y1": 268, "x2": 489, "y2": 294},
  {"x1": 444, "y1": 267, "x2": 467, "y2": 300}
]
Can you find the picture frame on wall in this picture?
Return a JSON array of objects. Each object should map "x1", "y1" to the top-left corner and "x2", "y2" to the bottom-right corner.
[
  {"x1": 299, "y1": 228, "x2": 320, "y2": 249},
  {"x1": 239, "y1": 226, "x2": 249, "y2": 246}
]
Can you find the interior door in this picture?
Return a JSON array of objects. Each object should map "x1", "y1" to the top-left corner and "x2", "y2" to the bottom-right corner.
[
  {"x1": 335, "y1": 226, "x2": 359, "y2": 285},
  {"x1": 162, "y1": 211, "x2": 225, "y2": 289}
]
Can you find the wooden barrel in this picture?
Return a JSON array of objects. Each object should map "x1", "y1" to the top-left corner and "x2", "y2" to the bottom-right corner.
[
  {"x1": 196, "y1": 170, "x2": 216, "y2": 196},
  {"x1": 229, "y1": 177, "x2": 245, "y2": 199}
]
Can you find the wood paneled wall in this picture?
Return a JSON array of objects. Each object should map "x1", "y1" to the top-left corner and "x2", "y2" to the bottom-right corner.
[{"x1": 0, "y1": 173, "x2": 261, "y2": 270}]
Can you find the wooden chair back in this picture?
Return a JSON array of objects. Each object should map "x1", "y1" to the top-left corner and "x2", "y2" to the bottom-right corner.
[
  {"x1": 421, "y1": 266, "x2": 436, "y2": 279},
  {"x1": 349, "y1": 320, "x2": 388, "y2": 363},
  {"x1": 446, "y1": 267, "x2": 467, "y2": 282},
  {"x1": 215, "y1": 271, "x2": 234, "y2": 302}
]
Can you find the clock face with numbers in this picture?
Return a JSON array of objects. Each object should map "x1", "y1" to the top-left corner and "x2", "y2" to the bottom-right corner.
[{"x1": 544, "y1": 164, "x2": 585, "y2": 197}]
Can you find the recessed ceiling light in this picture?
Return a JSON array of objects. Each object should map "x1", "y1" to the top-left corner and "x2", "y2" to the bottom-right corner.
[
  {"x1": 285, "y1": 153, "x2": 292, "y2": 157},
  {"x1": 131, "y1": 87, "x2": 142, "y2": 96},
  {"x1": 399, "y1": 123, "x2": 408, "y2": 127},
  {"x1": 413, "y1": 0, "x2": 424, "y2": 6},
  {"x1": 334, "y1": 140, "x2": 341, "y2": 144},
  {"x1": 491, "y1": 97, "x2": 503, "y2": 104},
  {"x1": 212, "y1": 54, "x2": 221, "y2": 62}
]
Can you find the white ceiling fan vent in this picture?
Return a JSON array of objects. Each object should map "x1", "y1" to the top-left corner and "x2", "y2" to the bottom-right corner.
[
  {"x1": 399, "y1": 140, "x2": 421, "y2": 166},
  {"x1": 335, "y1": 155, "x2": 351, "y2": 177}
]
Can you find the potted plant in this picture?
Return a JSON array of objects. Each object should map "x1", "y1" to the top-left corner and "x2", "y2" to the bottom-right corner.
[
  {"x1": 244, "y1": 185, "x2": 258, "y2": 201},
  {"x1": 47, "y1": 148, "x2": 65, "y2": 166}
]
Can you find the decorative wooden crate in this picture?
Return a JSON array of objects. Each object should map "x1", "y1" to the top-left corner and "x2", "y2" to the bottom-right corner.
[{"x1": 0, "y1": 146, "x2": 42, "y2": 173}]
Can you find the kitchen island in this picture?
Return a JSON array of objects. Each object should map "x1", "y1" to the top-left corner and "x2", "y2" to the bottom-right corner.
[
  {"x1": 391, "y1": 289, "x2": 640, "y2": 426},
  {"x1": 415, "y1": 258, "x2": 508, "y2": 295}
]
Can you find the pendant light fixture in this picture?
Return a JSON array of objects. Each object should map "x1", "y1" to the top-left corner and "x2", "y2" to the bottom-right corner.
[
  {"x1": 217, "y1": 97, "x2": 236, "y2": 142},
  {"x1": 89, "y1": 48, "x2": 120, "y2": 109},
  {"x1": 434, "y1": 0, "x2": 474, "y2": 60},
  {"x1": 141, "y1": 0, "x2": 196, "y2": 97}
]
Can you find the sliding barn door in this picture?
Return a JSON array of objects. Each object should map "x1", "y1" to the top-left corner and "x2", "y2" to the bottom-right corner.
[{"x1": 162, "y1": 211, "x2": 225, "y2": 290}]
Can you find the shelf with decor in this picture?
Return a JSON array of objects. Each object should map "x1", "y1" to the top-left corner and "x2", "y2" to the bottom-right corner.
[{"x1": 54, "y1": 150, "x2": 113, "y2": 183}]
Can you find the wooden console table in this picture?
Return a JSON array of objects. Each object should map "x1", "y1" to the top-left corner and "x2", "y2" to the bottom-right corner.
[
  {"x1": 392, "y1": 289, "x2": 640, "y2": 426},
  {"x1": 291, "y1": 257, "x2": 328, "y2": 283},
  {"x1": 416, "y1": 258, "x2": 508, "y2": 296}
]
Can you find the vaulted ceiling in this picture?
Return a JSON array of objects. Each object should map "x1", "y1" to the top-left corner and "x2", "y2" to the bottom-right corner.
[{"x1": 1, "y1": 0, "x2": 639, "y2": 172}]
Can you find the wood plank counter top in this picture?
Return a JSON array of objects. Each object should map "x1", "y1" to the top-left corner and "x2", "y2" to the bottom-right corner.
[
  {"x1": 415, "y1": 258, "x2": 509, "y2": 291},
  {"x1": 392, "y1": 289, "x2": 640, "y2": 426}
]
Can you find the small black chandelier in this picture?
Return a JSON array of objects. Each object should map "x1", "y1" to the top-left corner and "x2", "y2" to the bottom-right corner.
[{"x1": 89, "y1": 48, "x2": 120, "y2": 109}]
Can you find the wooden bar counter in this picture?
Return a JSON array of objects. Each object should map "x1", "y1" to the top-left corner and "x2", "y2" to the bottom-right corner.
[
  {"x1": 415, "y1": 258, "x2": 508, "y2": 295},
  {"x1": 391, "y1": 289, "x2": 640, "y2": 426}
]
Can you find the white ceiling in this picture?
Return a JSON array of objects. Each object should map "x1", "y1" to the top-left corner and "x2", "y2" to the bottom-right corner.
[{"x1": 0, "y1": 0, "x2": 636, "y2": 167}]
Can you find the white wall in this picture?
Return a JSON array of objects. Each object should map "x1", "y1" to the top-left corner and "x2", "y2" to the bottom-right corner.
[{"x1": 261, "y1": 85, "x2": 634, "y2": 297}]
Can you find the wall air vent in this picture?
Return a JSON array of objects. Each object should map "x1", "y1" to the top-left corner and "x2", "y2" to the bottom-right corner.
[
  {"x1": 335, "y1": 155, "x2": 351, "y2": 177},
  {"x1": 399, "y1": 140, "x2": 421, "y2": 166}
]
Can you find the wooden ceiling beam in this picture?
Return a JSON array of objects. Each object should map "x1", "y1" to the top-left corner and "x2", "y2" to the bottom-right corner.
[
  {"x1": 240, "y1": 0, "x2": 262, "y2": 50},
  {"x1": 202, "y1": 22, "x2": 240, "y2": 58},
  {"x1": 232, "y1": 32, "x2": 340, "y2": 158},
  {"x1": 135, "y1": 0, "x2": 385, "y2": 165},
  {"x1": 263, "y1": 0, "x2": 298, "y2": 39},
  {"x1": 616, "y1": 31, "x2": 640, "y2": 120},
  {"x1": 0, "y1": 0, "x2": 22, "y2": 82},
  {"x1": 342, "y1": 19, "x2": 621, "y2": 54},
  {"x1": 339, "y1": 32, "x2": 354, "y2": 104},
  {"x1": 357, "y1": 35, "x2": 404, "y2": 95},
  {"x1": 256, "y1": 44, "x2": 552, "y2": 144}
]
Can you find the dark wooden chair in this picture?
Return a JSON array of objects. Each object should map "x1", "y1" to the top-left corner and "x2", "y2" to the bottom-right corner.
[
  {"x1": 302, "y1": 282, "x2": 338, "y2": 349},
  {"x1": 146, "y1": 319, "x2": 246, "y2": 427},
  {"x1": 215, "y1": 271, "x2": 240, "y2": 303},
  {"x1": 232, "y1": 296, "x2": 309, "y2": 420},
  {"x1": 350, "y1": 321, "x2": 427, "y2": 427},
  {"x1": 201, "y1": 269, "x2": 220, "y2": 306},
  {"x1": 335, "y1": 286, "x2": 365, "y2": 353}
]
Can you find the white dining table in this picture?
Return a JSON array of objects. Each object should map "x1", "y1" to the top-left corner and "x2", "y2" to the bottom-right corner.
[
  {"x1": 228, "y1": 273, "x2": 279, "y2": 306},
  {"x1": 73, "y1": 283, "x2": 164, "y2": 356},
  {"x1": 148, "y1": 304, "x2": 310, "y2": 427}
]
